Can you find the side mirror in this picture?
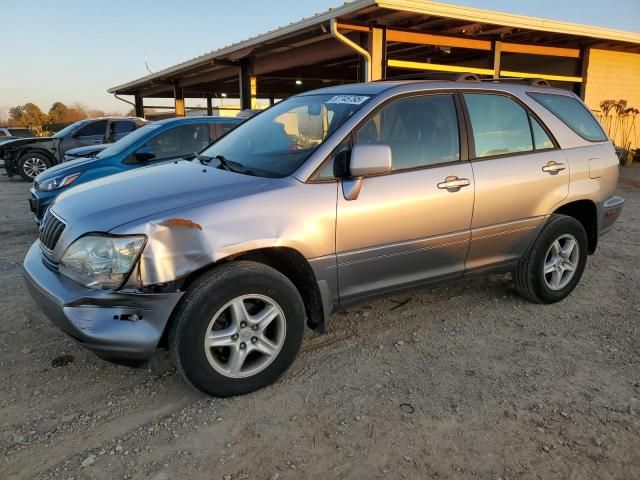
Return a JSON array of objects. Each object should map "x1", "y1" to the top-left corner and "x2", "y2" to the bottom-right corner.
[
  {"x1": 134, "y1": 146, "x2": 156, "y2": 162},
  {"x1": 349, "y1": 143, "x2": 392, "y2": 177},
  {"x1": 342, "y1": 144, "x2": 392, "y2": 201}
]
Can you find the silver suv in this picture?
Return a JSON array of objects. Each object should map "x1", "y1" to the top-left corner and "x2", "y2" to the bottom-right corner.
[{"x1": 24, "y1": 77, "x2": 624, "y2": 397}]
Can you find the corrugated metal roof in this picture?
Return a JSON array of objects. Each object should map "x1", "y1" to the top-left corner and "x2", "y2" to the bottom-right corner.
[
  {"x1": 109, "y1": 0, "x2": 640, "y2": 94},
  {"x1": 108, "y1": 0, "x2": 375, "y2": 93}
]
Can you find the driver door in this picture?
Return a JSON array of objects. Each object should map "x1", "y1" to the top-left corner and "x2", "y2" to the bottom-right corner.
[
  {"x1": 60, "y1": 120, "x2": 108, "y2": 156},
  {"x1": 336, "y1": 93, "x2": 475, "y2": 302}
]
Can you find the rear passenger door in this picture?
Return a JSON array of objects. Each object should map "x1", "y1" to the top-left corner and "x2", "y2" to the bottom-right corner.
[
  {"x1": 462, "y1": 92, "x2": 569, "y2": 271},
  {"x1": 108, "y1": 120, "x2": 138, "y2": 142},
  {"x1": 336, "y1": 93, "x2": 475, "y2": 302}
]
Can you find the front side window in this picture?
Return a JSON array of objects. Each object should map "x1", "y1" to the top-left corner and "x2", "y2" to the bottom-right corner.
[
  {"x1": 145, "y1": 124, "x2": 211, "y2": 161},
  {"x1": 529, "y1": 93, "x2": 608, "y2": 142},
  {"x1": 76, "y1": 120, "x2": 107, "y2": 138},
  {"x1": 356, "y1": 94, "x2": 460, "y2": 170},
  {"x1": 201, "y1": 94, "x2": 370, "y2": 177},
  {"x1": 464, "y1": 93, "x2": 533, "y2": 158}
]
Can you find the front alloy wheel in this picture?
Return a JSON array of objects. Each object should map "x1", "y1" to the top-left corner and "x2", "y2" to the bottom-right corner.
[
  {"x1": 169, "y1": 261, "x2": 305, "y2": 397},
  {"x1": 204, "y1": 295, "x2": 286, "y2": 378}
]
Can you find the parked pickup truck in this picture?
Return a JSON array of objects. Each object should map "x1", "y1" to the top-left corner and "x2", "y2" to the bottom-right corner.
[{"x1": 1, "y1": 117, "x2": 146, "y2": 180}]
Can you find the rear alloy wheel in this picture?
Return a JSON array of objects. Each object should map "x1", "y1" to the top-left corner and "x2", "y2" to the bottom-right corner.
[
  {"x1": 18, "y1": 153, "x2": 50, "y2": 181},
  {"x1": 169, "y1": 261, "x2": 305, "y2": 397},
  {"x1": 513, "y1": 214, "x2": 588, "y2": 304}
]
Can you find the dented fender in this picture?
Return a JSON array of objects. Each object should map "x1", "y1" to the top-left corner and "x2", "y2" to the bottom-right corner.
[{"x1": 111, "y1": 178, "x2": 339, "y2": 288}]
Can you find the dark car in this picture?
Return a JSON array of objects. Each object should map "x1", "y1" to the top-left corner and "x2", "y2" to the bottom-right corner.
[
  {"x1": 29, "y1": 116, "x2": 243, "y2": 221},
  {"x1": 0, "y1": 126, "x2": 34, "y2": 138},
  {"x1": 63, "y1": 143, "x2": 111, "y2": 161},
  {"x1": 1, "y1": 117, "x2": 146, "y2": 180}
]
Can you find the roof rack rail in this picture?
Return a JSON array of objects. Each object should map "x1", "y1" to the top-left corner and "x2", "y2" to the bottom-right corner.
[
  {"x1": 380, "y1": 72, "x2": 481, "y2": 83},
  {"x1": 480, "y1": 77, "x2": 552, "y2": 87}
]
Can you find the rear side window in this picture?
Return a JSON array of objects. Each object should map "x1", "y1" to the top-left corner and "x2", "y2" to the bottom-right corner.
[
  {"x1": 111, "y1": 121, "x2": 137, "y2": 135},
  {"x1": 208, "y1": 122, "x2": 238, "y2": 142},
  {"x1": 9, "y1": 128, "x2": 32, "y2": 137},
  {"x1": 529, "y1": 93, "x2": 607, "y2": 142},
  {"x1": 464, "y1": 93, "x2": 533, "y2": 157},
  {"x1": 530, "y1": 116, "x2": 554, "y2": 150}
]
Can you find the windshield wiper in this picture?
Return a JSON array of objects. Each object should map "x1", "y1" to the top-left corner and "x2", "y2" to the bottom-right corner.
[
  {"x1": 212, "y1": 155, "x2": 256, "y2": 176},
  {"x1": 184, "y1": 152, "x2": 256, "y2": 175}
]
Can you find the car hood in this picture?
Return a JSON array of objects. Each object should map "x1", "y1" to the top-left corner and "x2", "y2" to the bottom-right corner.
[
  {"x1": 51, "y1": 160, "x2": 272, "y2": 234},
  {"x1": 35, "y1": 155, "x2": 104, "y2": 183},
  {"x1": 1, "y1": 136, "x2": 55, "y2": 149},
  {"x1": 65, "y1": 144, "x2": 111, "y2": 157}
]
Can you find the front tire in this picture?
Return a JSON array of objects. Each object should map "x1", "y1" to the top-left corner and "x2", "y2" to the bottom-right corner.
[
  {"x1": 513, "y1": 214, "x2": 588, "y2": 304},
  {"x1": 169, "y1": 261, "x2": 305, "y2": 397},
  {"x1": 18, "y1": 152, "x2": 50, "y2": 181}
]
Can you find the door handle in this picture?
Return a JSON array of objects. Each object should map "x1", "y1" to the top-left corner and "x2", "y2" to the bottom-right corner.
[
  {"x1": 542, "y1": 161, "x2": 566, "y2": 174},
  {"x1": 437, "y1": 176, "x2": 470, "y2": 190}
]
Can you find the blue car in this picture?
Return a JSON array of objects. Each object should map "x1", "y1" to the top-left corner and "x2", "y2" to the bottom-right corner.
[{"x1": 29, "y1": 116, "x2": 243, "y2": 221}]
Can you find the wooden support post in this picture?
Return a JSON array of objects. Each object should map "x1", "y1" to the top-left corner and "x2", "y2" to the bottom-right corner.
[
  {"x1": 492, "y1": 40, "x2": 502, "y2": 78},
  {"x1": 206, "y1": 97, "x2": 213, "y2": 116},
  {"x1": 134, "y1": 95, "x2": 144, "y2": 118},
  {"x1": 174, "y1": 84, "x2": 185, "y2": 117},
  {"x1": 369, "y1": 27, "x2": 384, "y2": 81},
  {"x1": 239, "y1": 59, "x2": 253, "y2": 111},
  {"x1": 579, "y1": 47, "x2": 591, "y2": 99}
]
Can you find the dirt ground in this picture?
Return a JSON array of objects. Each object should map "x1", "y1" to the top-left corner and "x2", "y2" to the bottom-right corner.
[{"x1": 1, "y1": 166, "x2": 639, "y2": 480}]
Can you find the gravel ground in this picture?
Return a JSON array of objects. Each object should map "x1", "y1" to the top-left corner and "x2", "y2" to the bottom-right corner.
[{"x1": 1, "y1": 166, "x2": 639, "y2": 480}]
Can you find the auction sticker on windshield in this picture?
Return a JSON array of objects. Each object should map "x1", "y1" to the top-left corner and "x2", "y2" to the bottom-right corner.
[{"x1": 326, "y1": 95, "x2": 370, "y2": 105}]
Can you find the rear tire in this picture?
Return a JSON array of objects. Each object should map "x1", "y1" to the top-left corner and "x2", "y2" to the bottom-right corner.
[
  {"x1": 169, "y1": 261, "x2": 305, "y2": 397},
  {"x1": 513, "y1": 214, "x2": 588, "y2": 304},
  {"x1": 18, "y1": 152, "x2": 50, "y2": 181}
]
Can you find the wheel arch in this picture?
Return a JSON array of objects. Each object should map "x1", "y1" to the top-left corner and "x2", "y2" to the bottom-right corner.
[
  {"x1": 164, "y1": 247, "x2": 326, "y2": 342},
  {"x1": 552, "y1": 199, "x2": 598, "y2": 254}
]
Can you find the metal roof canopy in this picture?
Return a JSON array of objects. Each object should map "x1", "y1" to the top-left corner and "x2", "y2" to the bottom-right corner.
[{"x1": 108, "y1": 0, "x2": 640, "y2": 104}]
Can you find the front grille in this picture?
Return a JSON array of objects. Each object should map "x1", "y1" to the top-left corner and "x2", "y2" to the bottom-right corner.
[{"x1": 39, "y1": 212, "x2": 66, "y2": 251}]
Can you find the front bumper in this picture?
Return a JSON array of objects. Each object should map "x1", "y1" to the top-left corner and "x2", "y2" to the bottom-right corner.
[
  {"x1": 599, "y1": 196, "x2": 624, "y2": 237},
  {"x1": 23, "y1": 241, "x2": 184, "y2": 362},
  {"x1": 29, "y1": 188, "x2": 56, "y2": 223}
]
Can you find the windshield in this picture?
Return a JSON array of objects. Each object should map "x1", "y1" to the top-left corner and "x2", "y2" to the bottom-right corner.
[
  {"x1": 53, "y1": 120, "x2": 86, "y2": 138},
  {"x1": 201, "y1": 93, "x2": 370, "y2": 177},
  {"x1": 96, "y1": 123, "x2": 160, "y2": 158}
]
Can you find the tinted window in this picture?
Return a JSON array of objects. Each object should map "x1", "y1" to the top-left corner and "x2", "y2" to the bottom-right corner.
[
  {"x1": 464, "y1": 94, "x2": 533, "y2": 158},
  {"x1": 76, "y1": 120, "x2": 107, "y2": 138},
  {"x1": 111, "y1": 121, "x2": 137, "y2": 135},
  {"x1": 0, "y1": 131, "x2": 6, "y2": 137},
  {"x1": 530, "y1": 116, "x2": 554, "y2": 150},
  {"x1": 529, "y1": 93, "x2": 608, "y2": 142},
  {"x1": 356, "y1": 94, "x2": 460, "y2": 170},
  {"x1": 9, "y1": 128, "x2": 32, "y2": 137},
  {"x1": 145, "y1": 124, "x2": 211, "y2": 160},
  {"x1": 208, "y1": 122, "x2": 238, "y2": 142}
]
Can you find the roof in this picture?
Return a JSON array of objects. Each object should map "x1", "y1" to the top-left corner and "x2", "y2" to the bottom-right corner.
[{"x1": 109, "y1": 0, "x2": 640, "y2": 95}]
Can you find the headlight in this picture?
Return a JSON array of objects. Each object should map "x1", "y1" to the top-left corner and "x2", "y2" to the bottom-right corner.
[
  {"x1": 37, "y1": 172, "x2": 82, "y2": 191},
  {"x1": 59, "y1": 235, "x2": 146, "y2": 289}
]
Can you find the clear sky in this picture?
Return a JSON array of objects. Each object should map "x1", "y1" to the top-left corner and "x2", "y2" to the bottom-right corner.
[{"x1": 1, "y1": 0, "x2": 638, "y2": 116}]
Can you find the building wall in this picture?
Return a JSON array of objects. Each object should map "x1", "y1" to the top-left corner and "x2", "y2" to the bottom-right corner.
[{"x1": 584, "y1": 49, "x2": 640, "y2": 149}]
